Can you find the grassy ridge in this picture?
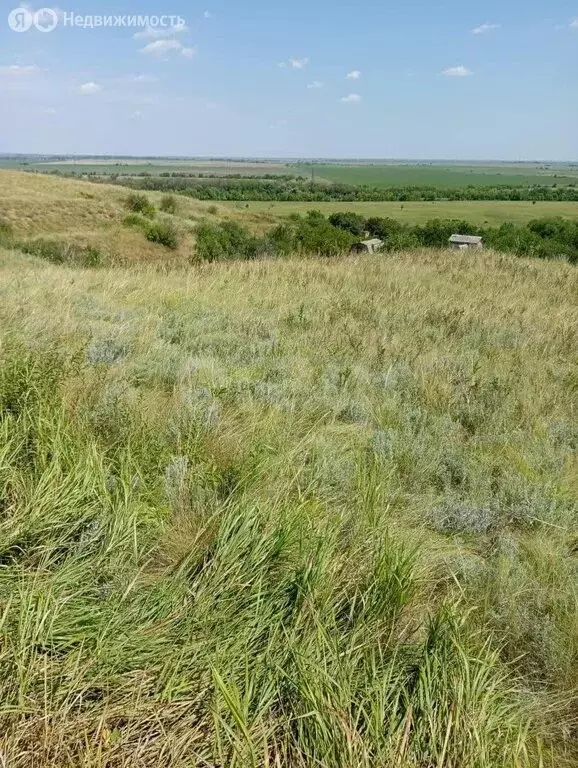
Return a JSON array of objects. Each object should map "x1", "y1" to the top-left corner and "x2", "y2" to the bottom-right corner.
[{"x1": 0, "y1": 247, "x2": 576, "y2": 766}]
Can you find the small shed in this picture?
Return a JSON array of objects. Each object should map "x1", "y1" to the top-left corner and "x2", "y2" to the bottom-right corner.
[
  {"x1": 449, "y1": 234, "x2": 483, "y2": 251},
  {"x1": 351, "y1": 238, "x2": 384, "y2": 255}
]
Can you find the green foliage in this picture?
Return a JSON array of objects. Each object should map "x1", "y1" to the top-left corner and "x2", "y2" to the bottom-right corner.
[
  {"x1": 125, "y1": 192, "x2": 156, "y2": 217},
  {"x1": 123, "y1": 212, "x2": 150, "y2": 230},
  {"x1": 365, "y1": 216, "x2": 403, "y2": 240},
  {"x1": 195, "y1": 221, "x2": 260, "y2": 261},
  {"x1": 415, "y1": 218, "x2": 478, "y2": 248},
  {"x1": 160, "y1": 194, "x2": 178, "y2": 214},
  {"x1": 111, "y1": 174, "x2": 578, "y2": 203},
  {"x1": 20, "y1": 238, "x2": 102, "y2": 267},
  {"x1": 0, "y1": 218, "x2": 14, "y2": 246},
  {"x1": 145, "y1": 219, "x2": 180, "y2": 249},
  {"x1": 320, "y1": 212, "x2": 578, "y2": 263},
  {"x1": 328, "y1": 211, "x2": 366, "y2": 237}
]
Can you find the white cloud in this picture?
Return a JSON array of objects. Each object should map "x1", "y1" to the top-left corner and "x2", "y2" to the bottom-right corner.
[
  {"x1": 279, "y1": 57, "x2": 309, "y2": 69},
  {"x1": 471, "y1": 22, "x2": 500, "y2": 34},
  {"x1": 203, "y1": 10, "x2": 213, "y2": 18},
  {"x1": 340, "y1": 93, "x2": 361, "y2": 103},
  {"x1": 346, "y1": 70, "x2": 361, "y2": 80},
  {"x1": 307, "y1": 80, "x2": 324, "y2": 89},
  {"x1": 570, "y1": 18, "x2": 578, "y2": 27},
  {"x1": 78, "y1": 81, "x2": 102, "y2": 95},
  {"x1": 442, "y1": 65, "x2": 473, "y2": 77},
  {"x1": 0, "y1": 64, "x2": 41, "y2": 75},
  {"x1": 130, "y1": 73, "x2": 159, "y2": 83},
  {"x1": 133, "y1": 21, "x2": 188, "y2": 40},
  {"x1": 131, "y1": 110, "x2": 144, "y2": 120},
  {"x1": 140, "y1": 39, "x2": 195, "y2": 59}
]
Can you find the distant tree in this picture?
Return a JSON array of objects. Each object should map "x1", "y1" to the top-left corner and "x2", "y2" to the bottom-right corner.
[
  {"x1": 365, "y1": 217, "x2": 404, "y2": 241},
  {"x1": 328, "y1": 211, "x2": 366, "y2": 237}
]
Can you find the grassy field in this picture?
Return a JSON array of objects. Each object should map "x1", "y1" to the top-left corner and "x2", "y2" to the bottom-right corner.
[
  {"x1": 0, "y1": 227, "x2": 577, "y2": 765},
  {"x1": 0, "y1": 158, "x2": 297, "y2": 177},
  {"x1": 3, "y1": 157, "x2": 578, "y2": 186},
  {"x1": 227, "y1": 199, "x2": 578, "y2": 226},
  {"x1": 295, "y1": 163, "x2": 578, "y2": 188}
]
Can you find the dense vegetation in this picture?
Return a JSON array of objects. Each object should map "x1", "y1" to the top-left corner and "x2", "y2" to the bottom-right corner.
[
  {"x1": 106, "y1": 176, "x2": 578, "y2": 203},
  {"x1": 192, "y1": 211, "x2": 578, "y2": 264},
  {"x1": 0, "y1": 246, "x2": 576, "y2": 766}
]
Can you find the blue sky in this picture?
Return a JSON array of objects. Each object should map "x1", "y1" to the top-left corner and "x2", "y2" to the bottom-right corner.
[{"x1": 1, "y1": 0, "x2": 577, "y2": 159}]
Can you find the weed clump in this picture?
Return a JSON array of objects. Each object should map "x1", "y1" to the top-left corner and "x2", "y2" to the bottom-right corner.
[
  {"x1": 0, "y1": 218, "x2": 14, "y2": 246},
  {"x1": 160, "y1": 194, "x2": 178, "y2": 214},
  {"x1": 20, "y1": 239, "x2": 102, "y2": 267},
  {"x1": 125, "y1": 192, "x2": 156, "y2": 218},
  {"x1": 145, "y1": 219, "x2": 180, "y2": 249}
]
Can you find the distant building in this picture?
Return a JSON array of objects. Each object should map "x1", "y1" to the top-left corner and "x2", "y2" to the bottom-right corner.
[
  {"x1": 449, "y1": 234, "x2": 484, "y2": 251},
  {"x1": 351, "y1": 238, "x2": 384, "y2": 255}
]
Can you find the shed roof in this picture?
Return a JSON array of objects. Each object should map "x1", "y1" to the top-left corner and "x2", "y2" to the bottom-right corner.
[{"x1": 449, "y1": 234, "x2": 483, "y2": 244}]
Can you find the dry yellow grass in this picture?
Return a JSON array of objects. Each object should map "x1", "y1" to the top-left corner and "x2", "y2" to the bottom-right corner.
[{"x1": 0, "y1": 170, "x2": 273, "y2": 265}]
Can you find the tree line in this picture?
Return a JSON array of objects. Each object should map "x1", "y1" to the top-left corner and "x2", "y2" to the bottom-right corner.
[
  {"x1": 194, "y1": 212, "x2": 578, "y2": 264},
  {"x1": 85, "y1": 175, "x2": 578, "y2": 203}
]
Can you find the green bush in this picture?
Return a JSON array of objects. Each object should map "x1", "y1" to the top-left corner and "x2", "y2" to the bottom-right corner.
[
  {"x1": 20, "y1": 239, "x2": 103, "y2": 267},
  {"x1": 160, "y1": 194, "x2": 178, "y2": 215},
  {"x1": 365, "y1": 216, "x2": 404, "y2": 241},
  {"x1": 145, "y1": 219, "x2": 180, "y2": 249},
  {"x1": 125, "y1": 193, "x2": 156, "y2": 218},
  {"x1": 195, "y1": 221, "x2": 260, "y2": 262},
  {"x1": 415, "y1": 218, "x2": 478, "y2": 248},
  {"x1": 328, "y1": 211, "x2": 366, "y2": 237},
  {"x1": 292, "y1": 212, "x2": 355, "y2": 256},
  {"x1": 0, "y1": 219, "x2": 14, "y2": 247}
]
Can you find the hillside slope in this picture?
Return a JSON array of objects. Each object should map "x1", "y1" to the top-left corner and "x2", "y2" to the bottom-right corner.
[
  {"x1": 0, "y1": 244, "x2": 576, "y2": 766},
  {"x1": 0, "y1": 170, "x2": 271, "y2": 265}
]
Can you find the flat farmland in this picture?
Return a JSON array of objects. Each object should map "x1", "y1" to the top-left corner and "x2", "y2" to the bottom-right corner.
[
  {"x1": 0, "y1": 158, "x2": 295, "y2": 177},
  {"x1": 293, "y1": 163, "x2": 578, "y2": 188},
  {"x1": 225, "y1": 199, "x2": 578, "y2": 226}
]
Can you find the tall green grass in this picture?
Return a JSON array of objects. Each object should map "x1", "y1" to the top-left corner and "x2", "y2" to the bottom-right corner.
[{"x1": 0, "y1": 248, "x2": 576, "y2": 766}]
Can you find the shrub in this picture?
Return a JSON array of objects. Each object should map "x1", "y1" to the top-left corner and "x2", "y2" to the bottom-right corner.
[
  {"x1": 195, "y1": 221, "x2": 260, "y2": 262},
  {"x1": 125, "y1": 193, "x2": 156, "y2": 218},
  {"x1": 145, "y1": 219, "x2": 180, "y2": 249},
  {"x1": 383, "y1": 229, "x2": 421, "y2": 252},
  {"x1": 293, "y1": 212, "x2": 355, "y2": 256},
  {"x1": 160, "y1": 194, "x2": 178, "y2": 215},
  {"x1": 0, "y1": 219, "x2": 14, "y2": 246},
  {"x1": 415, "y1": 218, "x2": 478, "y2": 248},
  {"x1": 365, "y1": 216, "x2": 404, "y2": 241},
  {"x1": 328, "y1": 211, "x2": 366, "y2": 237},
  {"x1": 20, "y1": 239, "x2": 103, "y2": 267}
]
